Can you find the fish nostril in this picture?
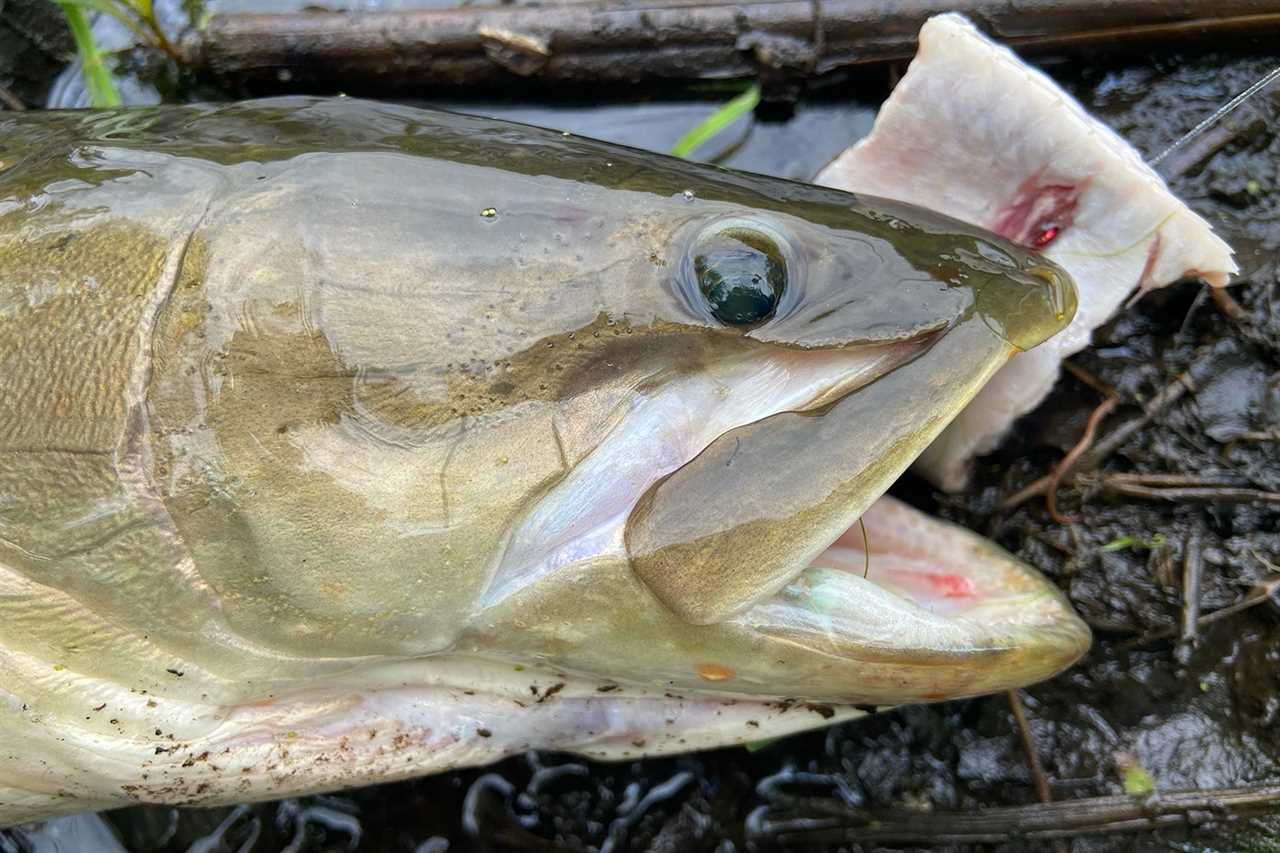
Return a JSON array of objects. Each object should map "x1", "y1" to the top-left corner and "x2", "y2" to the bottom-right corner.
[
  {"x1": 1025, "y1": 265, "x2": 1073, "y2": 323},
  {"x1": 1024, "y1": 262, "x2": 1075, "y2": 325}
]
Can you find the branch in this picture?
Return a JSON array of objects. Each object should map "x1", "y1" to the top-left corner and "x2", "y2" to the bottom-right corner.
[
  {"x1": 752, "y1": 783, "x2": 1280, "y2": 845},
  {"x1": 181, "y1": 0, "x2": 1280, "y2": 89}
]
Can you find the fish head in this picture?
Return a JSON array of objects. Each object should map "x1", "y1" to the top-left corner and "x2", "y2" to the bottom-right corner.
[
  {"x1": 465, "y1": 166, "x2": 1088, "y2": 705},
  {"x1": 119, "y1": 101, "x2": 1085, "y2": 707}
]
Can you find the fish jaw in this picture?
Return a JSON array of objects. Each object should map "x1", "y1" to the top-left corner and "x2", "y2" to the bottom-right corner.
[
  {"x1": 0, "y1": 497, "x2": 1085, "y2": 827},
  {"x1": 817, "y1": 12, "x2": 1237, "y2": 491},
  {"x1": 735, "y1": 494, "x2": 1090, "y2": 701}
]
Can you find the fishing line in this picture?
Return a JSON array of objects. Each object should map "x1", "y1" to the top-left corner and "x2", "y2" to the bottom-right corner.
[
  {"x1": 1149, "y1": 63, "x2": 1280, "y2": 167},
  {"x1": 858, "y1": 517, "x2": 870, "y2": 579}
]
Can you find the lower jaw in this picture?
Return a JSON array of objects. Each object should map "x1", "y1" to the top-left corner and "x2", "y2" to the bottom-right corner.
[{"x1": 732, "y1": 494, "x2": 1091, "y2": 691}]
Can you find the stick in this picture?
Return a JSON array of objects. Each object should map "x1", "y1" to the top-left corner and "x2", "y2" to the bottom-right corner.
[
  {"x1": 1209, "y1": 285, "x2": 1251, "y2": 326},
  {"x1": 1178, "y1": 530, "x2": 1202, "y2": 655},
  {"x1": 182, "y1": 0, "x2": 1280, "y2": 88},
  {"x1": 0, "y1": 85, "x2": 25, "y2": 111},
  {"x1": 1008, "y1": 691, "x2": 1052, "y2": 805},
  {"x1": 1123, "y1": 573, "x2": 1280, "y2": 648},
  {"x1": 1006, "y1": 691, "x2": 1071, "y2": 853},
  {"x1": 752, "y1": 783, "x2": 1280, "y2": 845}
]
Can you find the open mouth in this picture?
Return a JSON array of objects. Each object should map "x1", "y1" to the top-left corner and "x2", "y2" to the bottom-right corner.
[{"x1": 735, "y1": 494, "x2": 1090, "y2": 700}]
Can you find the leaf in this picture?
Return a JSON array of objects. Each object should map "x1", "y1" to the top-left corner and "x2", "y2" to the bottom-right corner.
[
  {"x1": 671, "y1": 83, "x2": 761, "y2": 160},
  {"x1": 1123, "y1": 764, "x2": 1156, "y2": 796},
  {"x1": 743, "y1": 736, "x2": 779, "y2": 753},
  {"x1": 1101, "y1": 532, "x2": 1166, "y2": 552},
  {"x1": 57, "y1": 4, "x2": 122, "y2": 107}
]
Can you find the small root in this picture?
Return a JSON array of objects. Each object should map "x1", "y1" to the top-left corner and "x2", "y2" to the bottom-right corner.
[{"x1": 1046, "y1": 394, "x2": 1119, "y2": 523}]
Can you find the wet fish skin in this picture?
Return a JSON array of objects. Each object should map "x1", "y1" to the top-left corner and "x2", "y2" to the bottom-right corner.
[{"x1": 0, "y1": 98, "x2": 1084, "y2": 824}]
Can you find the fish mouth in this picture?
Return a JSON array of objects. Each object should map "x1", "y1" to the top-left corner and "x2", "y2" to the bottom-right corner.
[
  {"x1": 626, "y1": 311, "x2": 1089, "y2": 700},
  {"x1": 734, "y1": 494, "x2": 1090, "y2": 701}
]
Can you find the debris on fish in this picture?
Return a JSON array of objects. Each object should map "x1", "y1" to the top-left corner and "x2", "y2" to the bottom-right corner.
[{"x1": 816, "y1": 13, "x2": 1238, "y2": 491}]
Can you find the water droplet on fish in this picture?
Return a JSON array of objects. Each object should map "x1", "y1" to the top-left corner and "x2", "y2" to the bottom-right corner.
[{"x1": 682, "y1": 190, "x2": 695, "y2": 202}]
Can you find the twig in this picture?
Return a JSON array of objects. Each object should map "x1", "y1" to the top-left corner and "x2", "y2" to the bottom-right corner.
[
  {"x1": 1006, "y1": 691, "x2": 1071, "y2": 853},
  {"x1": 1000, "y1": 369, "x2": 1196, "y2": 512},
  {"x1": 1178, "y1": 530, "x2": 1203, "y2": 656},
  {"x1": 1098, "y1": 478, "x2": 1280, "y2": 505},
  {"x1": 182, "y1": 0, "x2": 1280, "y2": 89},
  {"x1": 1008, "y1": 691, "x2": 1052, "y2": 804},
  {"x1": 1080, "y1": 371, "x2": 1197, "y2": 470},
  {"x1": 1101, "y1": 472, "x2": 1253, "y2": 488},
  {"x1": 1062, "y1": 361, "x2": 1117, "y2": 397},
  {"x1": 1046, "y1": 394, "x2": 1120, "y2": 523},
  {"x1": 1122, "y1": 573, "x2": 1280, "y2": 648},
  {"x1": 1210, "y1": 286, "x2": 1251, "y2": 327},
  {"x1": 0, "y1": 85, "x2": 25, "y2": 111},
  {"x1": 751, "y1": 783, "x2": 1280, "y2": 845},
  {"x1": 1156, "y1": 122, "x2": 1241, "y2": 179}
]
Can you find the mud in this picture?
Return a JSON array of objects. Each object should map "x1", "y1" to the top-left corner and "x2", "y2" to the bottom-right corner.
[{"x1": 3, "y1": 41, "x2": 1279, "y2": 853}]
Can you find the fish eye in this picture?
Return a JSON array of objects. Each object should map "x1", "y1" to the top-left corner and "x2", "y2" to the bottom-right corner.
[{"x1": 691, "y1": 223, "x2": 789, "y2": 327}]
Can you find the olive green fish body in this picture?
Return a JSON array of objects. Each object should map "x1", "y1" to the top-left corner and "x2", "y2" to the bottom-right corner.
[{"x1": 0, "y1": 99, "x2": 1086, "y2": 823}]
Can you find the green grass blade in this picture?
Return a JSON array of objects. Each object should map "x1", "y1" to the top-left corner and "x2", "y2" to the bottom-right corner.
[
  {"x1": 671, "y1": 83, "x2": 761, "y2": 159},
  {"x1": 55, "y1": 0, "x2": 153, "y2": 46},
  {"x1": 58, "y1": 3, "x2": 122, "y2": 107}
]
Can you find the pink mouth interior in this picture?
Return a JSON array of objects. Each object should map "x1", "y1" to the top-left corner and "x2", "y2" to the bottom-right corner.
[{"x1": 811, "y1": 498, "x2": 994, "y2": 618}]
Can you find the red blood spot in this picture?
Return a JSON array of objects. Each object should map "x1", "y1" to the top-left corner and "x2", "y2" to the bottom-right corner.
[
  {"x1": 1031, "y1": 226, "x2": 1060, "y2": 248},
  {"x1": 991, "y1": 171, "x2": 1085, "y2": 250},
  {"x1": 922, "y1": 572, "x2": 977, "y2": 598}
]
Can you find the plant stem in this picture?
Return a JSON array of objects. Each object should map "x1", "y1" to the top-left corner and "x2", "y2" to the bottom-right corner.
[{"x1": 59, "y1": 4, "x2": 122, "y2": 107}]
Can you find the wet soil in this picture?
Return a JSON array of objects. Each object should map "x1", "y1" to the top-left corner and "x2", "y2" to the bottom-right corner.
[{"x1": 5, "y1": 39, "x2": 1279, "y2": 853}]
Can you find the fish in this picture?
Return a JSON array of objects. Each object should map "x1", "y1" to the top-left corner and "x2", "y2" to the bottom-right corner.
[
  {"x1": 0, "y1": 91, "x2": 1092, "y2": 824},
  {"x1": 817, "y1": 14, "x2": 1238, "y2": 490}
]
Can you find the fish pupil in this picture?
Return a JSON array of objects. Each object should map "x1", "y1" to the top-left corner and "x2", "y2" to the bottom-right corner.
[{"x1": 693, "y1": 228, "x2": 786, "y2": 326}]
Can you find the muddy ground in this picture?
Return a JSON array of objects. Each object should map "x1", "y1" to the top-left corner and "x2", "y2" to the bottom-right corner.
[{"x1": 3, "y1": 23, "x2": 1279, "y2": 853}]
